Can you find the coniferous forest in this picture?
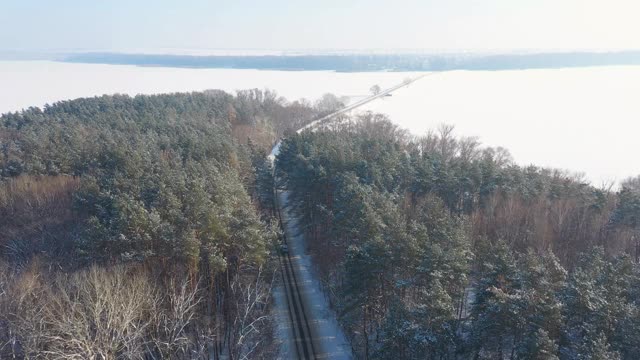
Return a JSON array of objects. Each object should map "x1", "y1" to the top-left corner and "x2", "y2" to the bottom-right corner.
[
  {"x1": 277, "y1": 114, "x2": 640, "y2": 359},
  {"x1": 0, "y1": 90, "x2": 318, "y2": 359},
  {"x1": 1, "y1": 91, "x2": 639, "y2": 359}
]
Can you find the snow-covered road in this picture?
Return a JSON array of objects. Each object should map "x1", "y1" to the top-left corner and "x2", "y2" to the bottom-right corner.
[{"x1": 273, "y1": 190, "x2": 353, "y2": 359}]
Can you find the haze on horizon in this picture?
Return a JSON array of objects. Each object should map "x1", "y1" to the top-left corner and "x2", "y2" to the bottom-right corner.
[{"x1": 2, "y1": 0, "x2": 640, "y2": 53}]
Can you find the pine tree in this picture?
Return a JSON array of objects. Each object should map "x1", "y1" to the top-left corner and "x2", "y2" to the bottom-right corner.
[
  {"x1": 469, "y1": 239, "x2": 523, "y2": 358},
  {"x1": 576, "y1": 332, "x2": 621, "y2": 360},
  {"x1": 517, "y1": 328, "x2": 559, "y2": 360}
]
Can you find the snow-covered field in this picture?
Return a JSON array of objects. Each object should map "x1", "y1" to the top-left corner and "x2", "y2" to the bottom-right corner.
[
  {"x1": 0, "y1": 60, "x2": 413, "y2": 112},
  {"x1": 362, "y1": 66, "x2": 640, "y2": 186},
  {"x1": 1, "y1": 60, "x2": 639, "y2": 185}
]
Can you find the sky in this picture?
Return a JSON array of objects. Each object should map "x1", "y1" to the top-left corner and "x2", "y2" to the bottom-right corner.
[{"x1": 1, "y1": 0, "x2": 640, "y2": 52}]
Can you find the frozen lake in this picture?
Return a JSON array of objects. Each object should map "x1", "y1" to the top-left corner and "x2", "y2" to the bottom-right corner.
[
  {"x1": 363, "y1": 66, "x2": 640, "y2": 186},
  {"x1": 1, "y1": 61, "x2": 638, "y2": 185},
  {"x1": 0, "y1": 61, "x2": 413, "y2": 112}
]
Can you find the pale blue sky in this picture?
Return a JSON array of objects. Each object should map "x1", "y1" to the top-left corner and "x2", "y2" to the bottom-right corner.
[{"x1": 2, "y1": 0, "x2": 639, "y2": 52}]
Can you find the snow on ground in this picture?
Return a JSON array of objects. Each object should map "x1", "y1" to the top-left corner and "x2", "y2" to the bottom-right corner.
[
  {"x1": 359, "y1": 66, "x2": 640, "y2": 186},
  {"x1": 0, "y1": 60, "x2": 415, "y2": 114},
  {"x1": 273, "y1": 272, "x2": 295, "y2": 359},
  {"x1": 276, "y1": 190, "x2": 353, "y2": 359}
]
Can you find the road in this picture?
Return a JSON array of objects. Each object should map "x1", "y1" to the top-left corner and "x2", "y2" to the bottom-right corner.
[
  {"x1": 295, "y1": 73, "x2": 430, "y2": 134},
  {"x1": 270, "y1": 74, "x2": 429, "y2": 359},
  {"x1": 273, "y1": 189, "x2": 348, "y2": 359}
]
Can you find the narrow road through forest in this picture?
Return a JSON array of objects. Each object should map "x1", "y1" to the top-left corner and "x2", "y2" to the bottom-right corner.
[{"x1": 270, "y1": 73, "x2": 430, "y2": 359}]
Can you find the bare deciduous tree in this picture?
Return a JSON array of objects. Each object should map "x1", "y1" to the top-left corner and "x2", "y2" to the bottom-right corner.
[
  {"x1": 150, "y1": 276, "x2": 202, "y2": 359},
  {"x1": 229, "y1": 265, "x2": 276, "y2": 360}
]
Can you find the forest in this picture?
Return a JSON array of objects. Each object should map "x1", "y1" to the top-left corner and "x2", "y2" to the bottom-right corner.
[
  {"x1": 0, "y1": 89, "x2": 322, "y2": 359},
  {"x1": 1, "y1": 89, "x2": 639, "y2": 359},
  {"x1": 276, "y1": 114, "x2": 640, "y2": 359}
]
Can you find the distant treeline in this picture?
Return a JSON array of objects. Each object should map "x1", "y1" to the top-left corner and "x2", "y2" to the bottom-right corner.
[{"x1": 63, "y1": 51, "x2": 640, "y2": 71}]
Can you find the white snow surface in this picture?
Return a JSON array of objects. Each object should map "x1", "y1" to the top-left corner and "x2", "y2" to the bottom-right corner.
[
  {"x1": 274, "y1": 189, "x2": 353, "y2": 359},
  {"x1": 0, "y1": 60, "x2": 414, "y2": 114},
  {"x1": 360, "y1": 66, "x2": 640, "y2": 186},
  {"x1": 272, "y1": 268, "x2": 295, "y2": 359}
]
